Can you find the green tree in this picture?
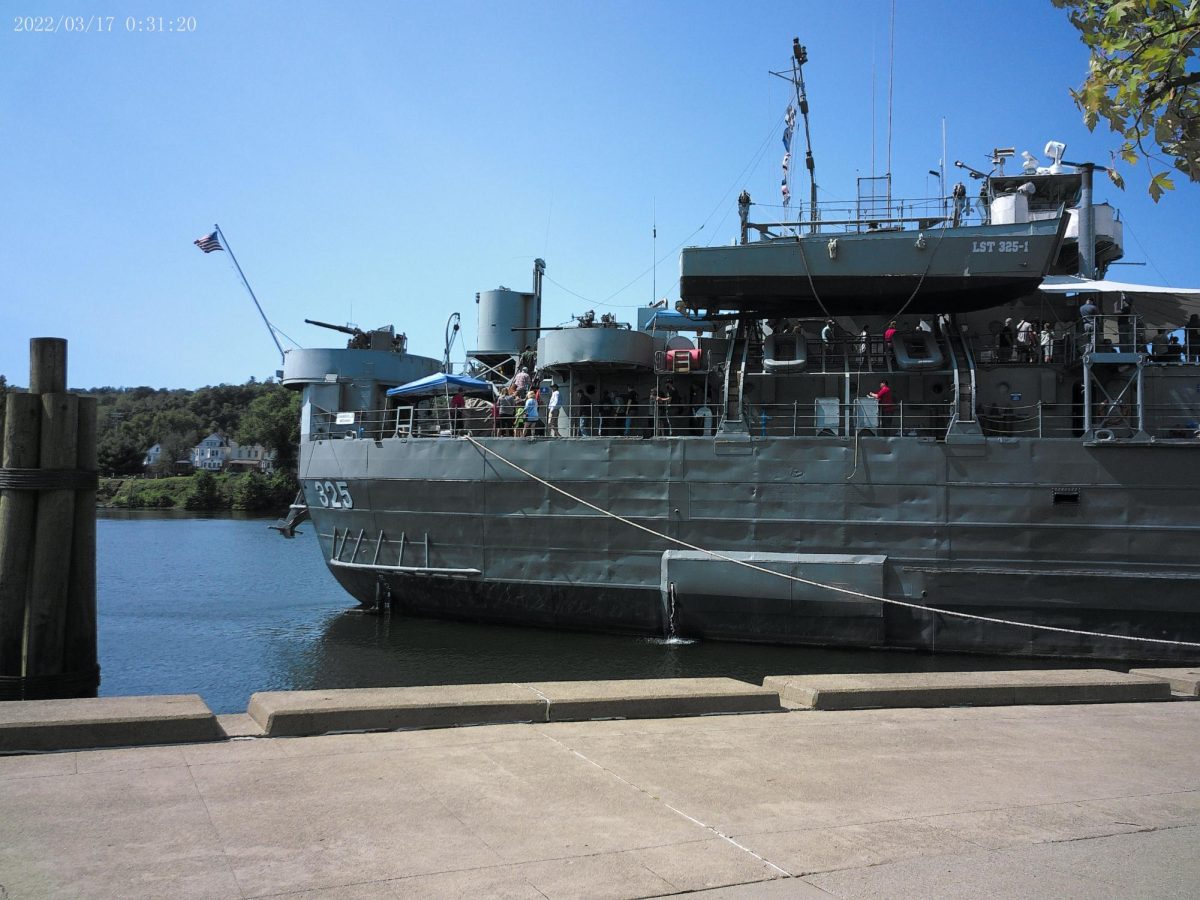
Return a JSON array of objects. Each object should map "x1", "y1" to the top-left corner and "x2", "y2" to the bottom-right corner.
[
  {"x1": 236, "y1": 386, "x2": 300, "y2": 469},
  {"x1": 231, "y1": 470, "x2": 270, "y2": 511},
  {"x1": 184, "y1": 470, "x2": 221, "y2": 511},
  {"x1": 151, "y1": 430, "x2": 195, "y2": 476},
  {"x1": 97, "y1": 429, "x2": 147, "y2": 476},
  {"x1": 1055, "y1": 0, "x2": 1200, "y2": 200},
  {"x1": 266, "y1": 468, "x2": 300, "y2": 507}
]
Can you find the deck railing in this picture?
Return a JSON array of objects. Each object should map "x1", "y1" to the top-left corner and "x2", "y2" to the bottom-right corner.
[{"x1": 308, "y1": 399, "x2": 1199, "y2": 443}]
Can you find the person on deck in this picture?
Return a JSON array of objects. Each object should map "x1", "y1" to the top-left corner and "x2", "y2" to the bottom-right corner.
[
  {"x1": 576, "y1": 389, "x2": 592, "y2": 436},
  {"x1": 998, "y1": 318, "x2": 1015, "y2": 361},
  {"x1": 1114, "y1": 295, "x2": 1134, "y2": 352},
  {"x1": 1150, "y1": 329, "x2": 1170, "y2": 361},
  {"x1": 521, "y1": 391, "x2": 540, "y2": 437},
  {"x1": 449, "y1": 388, "x2": 465, "y2": 432},
  {"x1": 820, "y1": 319, "x2": 838, "y2": 371},
  {"x1": 869, "y1": 379, "x2": 896, "y2": 433},
  {"x1": 1079, "y1": 297, "x2": 1100, "y2": 349},
  {"x1": 546, "y1": 386, "x2": 561, "y2": 436},
  {"x1": 883, "y1": 321, "x2": 899, "y2": 365},
  {"x1": 518, "y1": 345, "x2": 536, "y2": 374},
  {"x1": 654, "y1": 380, "x2": 680, "y2": 435},
  {"x1": 1016, "y1": 318, "x2": 1034, "y2": 362},
  {"x1": 497, "y1": 387, "x2": 516, "y2": 436},
  {"x1": 951, "y1": 181, "x2": 967, "y2": 226},
  {"x1": 624, "y1": 388, "x2": 639, "y2": 436}
]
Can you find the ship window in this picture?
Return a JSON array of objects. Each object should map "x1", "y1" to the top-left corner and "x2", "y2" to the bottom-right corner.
[
  {"x1": 1052, "y1": 489, "x2": 1080, "y2": 505},
  {"x1": 902, "y1": 336, "x2": 932, "y2": 360}
]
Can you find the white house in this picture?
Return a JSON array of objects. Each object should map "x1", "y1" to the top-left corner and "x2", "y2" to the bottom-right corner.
[
  {"x1": 226, "y1": 441, "x2": 276, "y2": 472},
  {"x1": 191, "y1": 433, "x2": 230, "y2": 470},
  {"x1": 143, "y1": 443, "x2": 163, "y2": 468},
  {"x1": 189, "y1": 433, "x2": 275, "y2": 472}
]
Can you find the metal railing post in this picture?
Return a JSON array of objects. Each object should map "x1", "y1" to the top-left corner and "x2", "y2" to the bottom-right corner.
[
  {"x1": 1136, "y1": 359, "x2": 1146, "y2": 435},
  {"x1": 1082, "y1": 353, "x2": 1093, "y2": 434}
]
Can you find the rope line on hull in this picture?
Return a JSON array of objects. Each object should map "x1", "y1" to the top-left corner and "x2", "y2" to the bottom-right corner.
[{"x1": 464, "y1": 435, "x2": 1200, "y2": 651}]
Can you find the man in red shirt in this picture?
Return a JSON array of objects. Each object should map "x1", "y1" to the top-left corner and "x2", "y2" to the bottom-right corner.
[
  {"x1": 449, "y1": 388, "x2": 466, "y2": 433},
  {"x1": 869, "y1": 379, "x2": 895, "y2": 433},
  {"x1": 883, "y1": 321, "x2": 898, "y2": 366}
]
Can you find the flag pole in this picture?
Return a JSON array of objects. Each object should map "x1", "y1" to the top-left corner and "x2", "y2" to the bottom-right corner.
[{"x1": 213, "y1": 223, "x2": 286, "y2": 364}]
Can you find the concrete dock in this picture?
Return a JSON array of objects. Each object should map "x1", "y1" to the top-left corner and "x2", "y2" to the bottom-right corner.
[{"x1": 2, "y1": 693, "x2": 1199, "y2": 898}]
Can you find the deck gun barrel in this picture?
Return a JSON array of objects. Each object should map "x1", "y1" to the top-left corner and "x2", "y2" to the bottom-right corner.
[{"x1": 304, "y1": 318, "x2": 363, "y2": 336}]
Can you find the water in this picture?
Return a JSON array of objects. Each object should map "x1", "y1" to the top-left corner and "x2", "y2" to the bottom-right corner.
[{"x1": 98, "y1": 512, "x2": 1094, "y2": 714}]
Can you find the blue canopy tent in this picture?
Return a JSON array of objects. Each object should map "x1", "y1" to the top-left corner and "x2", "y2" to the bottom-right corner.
[
  {"x1": 385, "y1": 372, "x2": 494, "y2": 399},
  {"x1": 386, "y1": 372, "x2": 495, "y2": 435}
]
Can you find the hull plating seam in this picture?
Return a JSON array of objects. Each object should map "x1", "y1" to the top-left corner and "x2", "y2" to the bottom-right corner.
[{"x1": 328, "y1": 559, "x2": 481, "y2": 577}]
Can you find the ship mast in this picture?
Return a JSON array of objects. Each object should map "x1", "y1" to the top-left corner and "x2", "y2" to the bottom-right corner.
[{"x1": 773, "y1": 38, "x2": 818, "y2": 233}]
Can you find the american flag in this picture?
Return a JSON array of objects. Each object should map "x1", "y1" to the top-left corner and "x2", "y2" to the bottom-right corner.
[{"x1": 194, "y1": 232, "x2": 224, "y2": 253}]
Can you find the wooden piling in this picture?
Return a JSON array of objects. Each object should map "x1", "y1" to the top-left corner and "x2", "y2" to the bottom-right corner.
[
  {"x1": 63, "y1": 397, "x2": 98, "y2": 675},
  {"x1": 0, "y1": 338, "x2": 98, "y2": 697},
  {"x1": 0, "y1": 393, "x2": 41, "y2": 676},
  {"x1": 26, "y1": 393, "x2": 79, "y2": 676},
  {"x1": 29, "y1": 338, "x2": 67, "y2": 395}
]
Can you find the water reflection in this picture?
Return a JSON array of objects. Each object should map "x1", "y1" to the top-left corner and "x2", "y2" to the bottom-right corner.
[
  {"x1": 98, "y1": 512, "x2": 1097, "y2": 715},
  {"x1": 303, "y1": 609, "x2": 1098, "y2": 696}
]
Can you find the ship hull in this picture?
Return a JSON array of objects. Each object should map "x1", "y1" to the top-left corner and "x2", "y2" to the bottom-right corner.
[
  {"x1": 679, "y1": 218, "x2": 1068, "y2": 316},
  {"x1": 300, "y1": 433, "x2": 1200, "y2": 663}
]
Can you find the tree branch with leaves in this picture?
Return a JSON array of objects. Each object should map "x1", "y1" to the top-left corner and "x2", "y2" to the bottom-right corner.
[{"x1": 1055, "y1": 0, "x2": 1200, "y2": 200}]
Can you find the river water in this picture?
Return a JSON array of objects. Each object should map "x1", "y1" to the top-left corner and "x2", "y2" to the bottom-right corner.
[{"x1": 98, "y1": 512, "x2": 1091, "y2": 714}]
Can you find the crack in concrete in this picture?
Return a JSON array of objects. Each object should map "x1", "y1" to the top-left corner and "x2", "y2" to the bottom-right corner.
[
  {"x1": 184, "y1": 762, "x2": 248, "y2": 900},
  {"x1": 536, "y1": 729, "x2": 794, "y2": 880}
]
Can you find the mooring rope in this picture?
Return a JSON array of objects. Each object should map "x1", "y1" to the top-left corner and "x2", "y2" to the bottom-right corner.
[{"x1": 464, "y1": 434, "x2": 1200, "y2": 650}]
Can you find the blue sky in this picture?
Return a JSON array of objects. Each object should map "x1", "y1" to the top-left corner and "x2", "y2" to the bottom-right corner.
[{"x1": 3, "y1": 0, "x2": 1197, "y2": 389}]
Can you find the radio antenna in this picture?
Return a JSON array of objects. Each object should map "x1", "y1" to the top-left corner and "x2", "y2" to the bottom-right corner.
[{"x1": 887, "y1": 0, "x2": 895, "y2": 205}]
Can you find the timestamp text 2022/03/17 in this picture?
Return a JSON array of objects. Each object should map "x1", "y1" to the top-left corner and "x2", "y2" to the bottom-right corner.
[{"x1": 12, "y1": 15, "x2": 197, "y2": 33}]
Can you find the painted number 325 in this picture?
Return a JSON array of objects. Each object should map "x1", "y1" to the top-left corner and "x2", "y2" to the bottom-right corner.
[{"x1": 313, "y1": 480, "x2": 354, "y2": 509}]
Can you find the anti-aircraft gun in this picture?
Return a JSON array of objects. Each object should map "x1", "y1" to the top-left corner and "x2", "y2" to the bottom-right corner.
[{"x1": 304, "y1": 319, "x2": 407, "y2": 353}]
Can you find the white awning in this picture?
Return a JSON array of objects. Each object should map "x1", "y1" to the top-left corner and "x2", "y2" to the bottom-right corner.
[
  {"x1": 1039, "y1": 274, "x2": 1200, "y2": 296},
  {"x1": 1039, "y1": 275, "x2": 1200, "y2": 326}
]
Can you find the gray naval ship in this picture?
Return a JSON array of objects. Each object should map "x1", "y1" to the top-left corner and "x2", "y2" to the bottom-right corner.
[{"x1": 278, "y1": 50, "x2": 1200, "y2": 663}]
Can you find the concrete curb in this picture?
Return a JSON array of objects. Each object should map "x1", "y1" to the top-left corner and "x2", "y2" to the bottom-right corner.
[
  {"x1": 2, "y1": 671, "x2": 1187, "y2": 752},
  {"x1": 1129, "y1": 667, "x2": 1200, "y2": 697},
  {"x1": 763, "y1": 669, "x2": 1172, "y2": 710},
  {"x1": 248, "y1": 678, "x2": 783, "y2": 737},
  {"x1": 248, "y1": 684, "x2": 546, "y2": 737},
  {"x1": 531, "y1": 677, "x2": 783, "y2": 723},
  {"x1": 0, "y1": 694, "x2": 223, "y2": 752}
]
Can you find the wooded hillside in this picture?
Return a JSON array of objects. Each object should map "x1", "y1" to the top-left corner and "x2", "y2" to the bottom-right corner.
[{"x1": 0, "y1": 376, "x2": 300, "y2": 477}]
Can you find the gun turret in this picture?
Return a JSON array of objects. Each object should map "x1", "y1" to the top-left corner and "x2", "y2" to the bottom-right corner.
[
  {"x1": 305, "y1": 318, "x2": 370, "y2": 349},
  {"x1": 304, "y1": 319, "x2": 406, "y2": 352}
]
